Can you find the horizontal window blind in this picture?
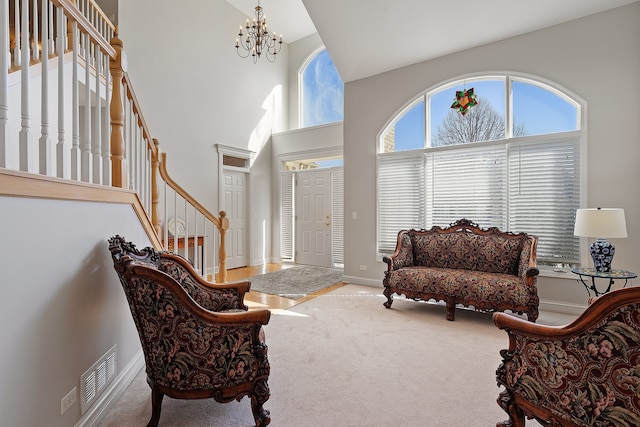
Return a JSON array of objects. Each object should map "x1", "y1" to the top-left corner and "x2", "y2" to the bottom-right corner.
[
  {"x1": 508, "y1": 137, "x2": 580, "y2": 264},
  {"x1": 377, "y1": 153, "x2": 426, "y2": 252},
  {"x1": 280, "y1": 171, "x2": 294, "y2": 261},
  {"x1": 427, "y1": 143, "x2": 507, "y2": 230},
  {"x1": 332, "y1": 168, "x2": 344, "y2": 266}
]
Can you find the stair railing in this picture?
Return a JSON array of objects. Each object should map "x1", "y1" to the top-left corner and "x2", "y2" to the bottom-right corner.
[{"x1": 0, "y1": 0, "x2": 229, "y2": 281}]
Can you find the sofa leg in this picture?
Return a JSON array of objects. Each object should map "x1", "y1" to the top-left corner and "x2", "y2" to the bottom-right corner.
[
  {"x1": 446, "y1": 300, "x2": 456, "y2": 321},
  {"x1": 383, "y1": 287, "x2": 394, "y2": 308}
]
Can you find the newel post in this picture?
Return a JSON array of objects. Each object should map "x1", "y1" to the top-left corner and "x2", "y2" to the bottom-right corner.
[
  {"x1": 217, "y1": 211, "x2": 229, "y2": 282},
  {"x1": 151, "y1": 139, "x2": 160, "y2": 234},
  {"x1": 109, "y1": 33, "x2": 127, "y2": 188}
]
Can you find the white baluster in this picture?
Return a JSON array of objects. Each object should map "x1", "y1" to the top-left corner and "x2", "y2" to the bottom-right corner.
[
  {"x1": 31, "y1": 0, "x2": 38, "y2": 61},
  {"x1": 19, "y1": 0, "x2": 32, "y2": 172},
  {"x1": 101, "y1": 59, "x2": 111, "y2": 185},
  {"x1": 81, "y1": 32, "x2": 91, "y2": 182},
  {"x1": 47, "y1": 0, "x2": 53, "y2": 54},
  {"x1": 38, "y1": 0, "x2": 50, "y2": 175},
  {"x1": 92, "y1": 47, "x2": 102, "y2": 184},
  {"x1": 12, "y1": 0, "x2": 19, "y2": 66},
  {"x1": 56, "y1": 8, "x2": 65, "y2": 178},
  {"x1": 0, "y1": 0, "x2": 8, "y2": 167},
  {"x1": 71, "y1": 22, "x2": 80, "y2": 180}
]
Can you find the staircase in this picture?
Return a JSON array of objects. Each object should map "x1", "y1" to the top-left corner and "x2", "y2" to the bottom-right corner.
[{"x1": 0, "y1": 0, "x2": 230, "y2": 281}]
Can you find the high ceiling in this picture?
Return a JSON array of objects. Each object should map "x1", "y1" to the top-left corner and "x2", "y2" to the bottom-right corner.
[{"x1": 227, "y1": 0, "x2": 638, "y2": 82}]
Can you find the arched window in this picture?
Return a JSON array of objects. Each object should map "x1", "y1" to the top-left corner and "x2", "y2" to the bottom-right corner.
[
  {"x1": 377, "y1": 74, "x2": 583, "y2": 269},
  {"x1": 300, "y1": 48, "x2": 344, "y2": 127}
]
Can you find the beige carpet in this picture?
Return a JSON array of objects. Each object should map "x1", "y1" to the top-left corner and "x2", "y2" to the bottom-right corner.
[{"x1": 99, "y1": 284, "x2": 574, "y2": 427}]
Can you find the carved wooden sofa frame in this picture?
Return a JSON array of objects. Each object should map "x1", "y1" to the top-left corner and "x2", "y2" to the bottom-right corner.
[
  {"x1": 495, "y1": 286, "x2": 640, "y2": 427},
  {"x1": 383, "y1": 219, "x2": 539, "y2": 321},
  {"x1": 108, "y1": 235, "x2": 271, "y2": 427}
]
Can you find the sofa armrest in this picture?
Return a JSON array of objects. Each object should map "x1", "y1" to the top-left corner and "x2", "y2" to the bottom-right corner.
[
  {"x1": 383, "y1": 231, "x2": 414, "y2": 271},
  {"x1": 518, "y1": 236, "x2": 539, "y2": 287}
]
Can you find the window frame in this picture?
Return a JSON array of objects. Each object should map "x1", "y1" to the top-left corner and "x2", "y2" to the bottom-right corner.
[{"x1": 376, "y1": 72, "x2": 588, "y2": 274}]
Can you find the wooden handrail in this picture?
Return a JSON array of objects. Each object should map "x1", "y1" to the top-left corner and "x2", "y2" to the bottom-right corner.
[{"x1": 157, "y1": 151, "x2": 229, "y2": 282}]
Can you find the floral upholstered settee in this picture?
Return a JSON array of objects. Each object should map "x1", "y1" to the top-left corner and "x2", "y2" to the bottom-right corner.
[
  {"x1": 494, "y1": 286, "x2": 640, "y2": 427},
  {"x1": 382, "y1": 219, "x2": 539, "y2": 321}
]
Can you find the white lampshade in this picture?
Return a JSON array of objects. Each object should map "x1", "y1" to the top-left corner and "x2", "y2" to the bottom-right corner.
[{"x1": 574, "y1": 208, "x2": 627, "y2": 238}]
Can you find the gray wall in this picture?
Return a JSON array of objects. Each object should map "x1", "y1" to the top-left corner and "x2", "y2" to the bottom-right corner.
[
  {"x1": 342, "y1": 3, "x2": 640, "y2": 310},
  {"x1": 0, "y1": 196, "x2": 150, "y2": 427}
]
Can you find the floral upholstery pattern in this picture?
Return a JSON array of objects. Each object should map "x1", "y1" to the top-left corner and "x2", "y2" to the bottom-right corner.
[
  {"x1": 158, "y1": 258, "x2": 245, "y2": 312},
  {"x1": 495, "y1": 288, "x2": 640, "y2": 427},
  {"x1": 411, "y1": 232, "x2": 525, "y2": 275},
  {"x1": 383, "y1": 219, "x2": 539, "y2": 321},
  {"x1": 125, "y1": 275, "x2": 264, "y2": 391},
  {"x1": 107, "y1": 235, "x2": 271, "y2": 427}
]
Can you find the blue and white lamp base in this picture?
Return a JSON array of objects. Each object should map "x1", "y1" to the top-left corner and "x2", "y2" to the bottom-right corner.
[{"x1": 590, "y1": 238, "x2": 615, "y2": 272}]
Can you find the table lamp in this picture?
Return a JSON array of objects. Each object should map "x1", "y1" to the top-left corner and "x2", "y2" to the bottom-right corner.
[{"x1": 574, "y1": 207, "x2": 627, "y2": 272}]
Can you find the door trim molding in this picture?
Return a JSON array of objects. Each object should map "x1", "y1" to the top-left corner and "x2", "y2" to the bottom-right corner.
[{"x1": 215, "y1": 144, "x2": 253, "y2": 268}]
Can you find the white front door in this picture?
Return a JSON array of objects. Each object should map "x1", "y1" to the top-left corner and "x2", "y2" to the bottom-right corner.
[
  {"x1": 223, "y1": 170, "x2": 248, "y2": 269},
  {"x1": 296, "y1": 169, "x2": 332, "y2": 267}
]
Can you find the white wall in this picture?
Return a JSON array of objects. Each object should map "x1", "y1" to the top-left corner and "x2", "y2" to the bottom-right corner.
[
  {"x1": 0, "y1": 196, "x2": 150, "y2": 427},
  {"x1": 118, "y1": 0, "x2": 289, "y2": 265},
  {"x1": 342, "y1": 3, "x2": 640, "y2": 309}
]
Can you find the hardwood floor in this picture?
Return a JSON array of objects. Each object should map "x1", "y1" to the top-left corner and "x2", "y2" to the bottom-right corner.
[{"x1": 217, "y1": 263, "x2": 345, "y2": 311}]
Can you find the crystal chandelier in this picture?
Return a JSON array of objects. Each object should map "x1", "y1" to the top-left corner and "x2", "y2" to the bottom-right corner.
[{"x1": 235, "y1": 0, "x2": 283, "y2": 63}]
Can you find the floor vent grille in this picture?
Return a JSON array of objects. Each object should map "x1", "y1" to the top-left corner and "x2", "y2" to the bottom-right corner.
[{"x1": 80, "y1": 344, "x2": 117, "y2": 414}]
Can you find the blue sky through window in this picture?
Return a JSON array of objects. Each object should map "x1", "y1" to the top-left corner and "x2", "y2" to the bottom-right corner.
[
  {"x1": 302, "y1": 49, "x2": 344, "y2": 127},
  {"x1": 390, "y1": 77, "x2": 577, "y2": 151}
]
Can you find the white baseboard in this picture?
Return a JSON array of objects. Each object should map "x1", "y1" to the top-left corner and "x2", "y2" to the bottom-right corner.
[
  {"x1": 342, "y1": 275, "x2": 382, "y2": 287},
  {"x1": 76, "y1": 350, "x2": 145, "y2": 427},
  {"x1": 539, "y1": 299, "x2": 587, "y2": 316}
]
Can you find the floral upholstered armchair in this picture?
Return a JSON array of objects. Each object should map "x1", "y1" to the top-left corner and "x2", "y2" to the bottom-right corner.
[
  {"x1": 108, "y1": 235, "x2": 271, "y2": 427},
  {"x1": 494, "y1": 286, "x2": 640, "y2": 427}
]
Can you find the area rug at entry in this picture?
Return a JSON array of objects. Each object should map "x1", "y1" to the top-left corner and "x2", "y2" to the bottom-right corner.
[{"x1": 247, "y1": 265, "x2": 343, "y2": 299}]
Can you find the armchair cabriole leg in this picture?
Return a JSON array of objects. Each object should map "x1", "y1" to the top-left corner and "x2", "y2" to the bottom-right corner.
[
  {"x1": 496, "y1": 389, "x2": 525, "y2": 427},
  {"x1": 147, "y1": 383, "x2": 164, "y2": 427},
  {"x1": 251, "y1": 379, "x2": 271, "y2": 426}
]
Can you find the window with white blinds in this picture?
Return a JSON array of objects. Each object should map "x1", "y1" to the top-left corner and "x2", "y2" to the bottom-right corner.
[
  {"x1": 508, "y1": 135, "x2": 581, "y2": 265},
  {"x1": 332, "y1": 168, "x2": 345, "y2": 266},
  {"x1": 377, "y1": 134, "x2": 581, "y2": 265},
  {"x1": 377, "y1": 75, "x2": 583, "y2": 267},
  {"x1": 280, "y1": 171, "x2": 294, "y2": 261},
  {"x1": 426, "y1": 142, "x2": 507, "y2": 230},
  {"x1": 377, "y1": 152, "x2": 426, "y2": 252}
]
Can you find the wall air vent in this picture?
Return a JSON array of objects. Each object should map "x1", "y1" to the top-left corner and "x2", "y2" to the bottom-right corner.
[{"x1": 80, "y1": 344, "x2": 117, "y2": 414}]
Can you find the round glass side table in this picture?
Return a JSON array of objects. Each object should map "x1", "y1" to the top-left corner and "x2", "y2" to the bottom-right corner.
[{"x1": 571, "y1": 267, "x2": 637, "y2": 297}]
